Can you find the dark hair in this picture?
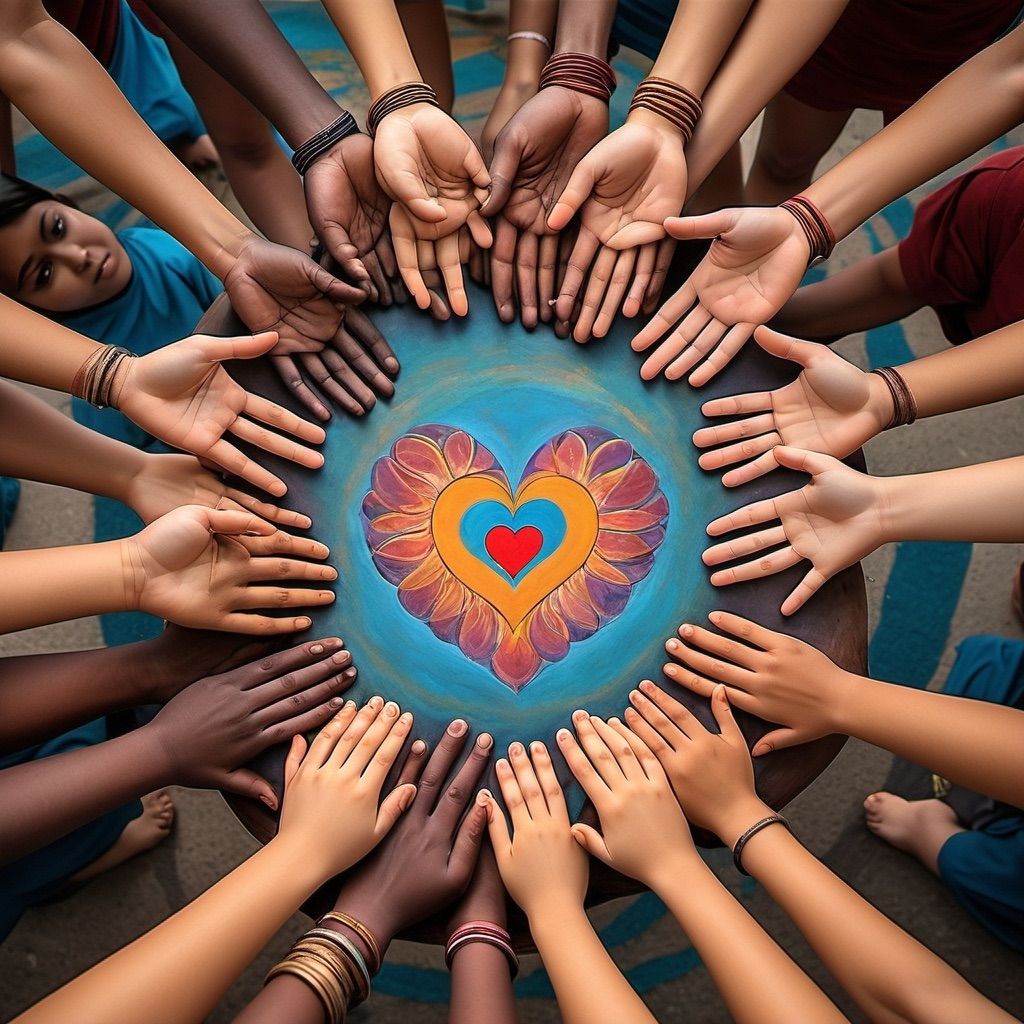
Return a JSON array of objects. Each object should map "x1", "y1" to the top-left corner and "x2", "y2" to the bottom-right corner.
[{"x1": 0, "y1": 173, "x2": 71, "y2": 229}]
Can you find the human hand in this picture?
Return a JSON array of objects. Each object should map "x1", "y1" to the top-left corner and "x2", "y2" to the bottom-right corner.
[
  {"x1": 328, "y1": 719, "x2": 492, "y2": 944},
  {"x1": 374, "y1": 104, "x2": 492, "y2": 315},
  {"x1": 693, "y1": 327, "x2": 893, "y2": 485},
  {"x1": 481, "y1": 78, "x2": 537, "y2": 162},
  {"x1": 703, "y1": 447, "x2": 888, "y2": 614},
  {"x1": 631, "y1": 206, "x2": 811, "y2": 386},
  {"x1": 481, "y1": 86, "x2": 607, "y2": 327},
  {"x1": 557, "y1": 712, "x2": 699, "y2": 888},
  {"x1": 661, "y1": 611, "x2": 855, "y2": 756},
  {"x1": 547, "y1": 114, "x2": 687, "y2": 341},
  {"x1": 270, "y1": 306, "x2": 399, "y2": 421},
  {"x1": 303, "y1": 132, "x2": 394, "y2": 297},
  {"x1": 624, "y1": 681, "x2": 770, "y2": 847},
  {"x1": 118, "y1": 332, "x2": 326, "y2": 498},
  {"x1": 481, "y1": 740, "x2": 588, "y2": 921},
  {"x1": 147, "y1": 637, "x2": 356, "y2": 808},
  {"x1": 447, "y1": 841, "x2": 507, "y2": 934},
  {"x1": 125, "y1": 504, "x2": 336, "y2": 633},
  {"x1": 125, "y1": 452, "x2": 311, "y2": 529},
  {"x1": 221, "y1": 235, "x2": 365, "y2": 353},
  {"x1": 275, "y1": 696, "x2": 418, "y2": 881}
]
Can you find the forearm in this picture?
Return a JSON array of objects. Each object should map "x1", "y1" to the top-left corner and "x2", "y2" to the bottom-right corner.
[
  {"x1": 647, "y1": 0, "x2": 752, "y2": 98},
  {"x1": 449, "y1": 942, "x2": 519, "y2": 1024},
  {"x1": 0, "y1": 727, "x2": 171, "y2": 865},
  {"x1": 0, "y1": 540, "x2": 132, "y2": 634},
  {"x1": 552, "y1": 0, "x2": 615, "y2": 58},
  {"x1": 0, "y1": 380, "x2": 145, "y2": 502},
  {"x1": 0, "y1": 3, "x2": 251, "y2": 272},
  {"x1": 740, "y1": 824, "x2": 1016, "y2": 1024},
  {"x1": 685, "y1": 0, "x2": 849, "y2": 195},
  {"x1": 503, "y1": 0, "x2": 558, "y2": 88},
  {"x1": 0, "y1": 91, "x2": 14, "y2": 173},
  {"x1": 653, "y1": 856, "x2": 845, "y2": 1024},
  {"x1": 144, "y1": 0, "x2": 345, "y2": 149},
  {"x1": 805, "y1": 24, "x2": 1024, "y2": 239},
  {"x1": 881, "y1": 457, "x2": 1024, "y2": 544},
  {"x1": 320, "y1": 0, "x2": 420, "y2": 98},
  {"x1": 0, "y1": 644, "x2": 151, "y2": 755},
  {"x1": 772, "y1": 248, "x2": 922, "y2": 339},
  {"x1": 16, "y1": 837, "x2": 323, "y2": 1024},
  {"x1": 834, "y1": 674, "x2": 1024, "y2": 808},
  {"x1": 530, "y1": 904, "x2": 656, "y2": 1024},
  {"x1": 898, "y1": 321, "x2": 1024, "y2": 418}
]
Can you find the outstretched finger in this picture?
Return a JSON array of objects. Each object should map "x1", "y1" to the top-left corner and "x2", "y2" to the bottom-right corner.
[
  {"x1": 689, "y1": 322, "x2": 756, "y2": 387},
  {"x1": 708, "y1": 546, "x2": 802, "y2": 587},
  {"x1": 205, "y1": 438, "x2": 286, "y2": 498},
  {"x1": 345, "y1": 306, "x2": 400, "y2": 377},
  {"x1": 554, "y1": 230, "x2": 600, "y2": 325},
  {"x1": 706, "y1": 497, "x2": 780, "y2": 537},
  {"x1": 693, "y1": 413, "x2": 777, "y2": 450},
  {"x1": 224, "y1": 488, "x2": 311, "y2": 530},
  {"x1": 436, "y1": 232, "x2": 469, "y2": 317},
  {"x1": 631, "y1": 279, "x2": 696, "y2": 353},
  {"x1": 537, "y1": 233, "x2": 559, "y2": 322},
  {"x1": 230, "y1": 417, "x2": 325, "y2": 470},
  {"x1": 622, "y1": 243, "x2": 655, "y2": 319},
  {"x1": 781, "y1": 566, "x2": 829, "y2": 616},
  {"x1": 515, "y1": 230, "x2": 539, "y2": 329},
  {"x1": 390, "y1": 205, "x2": 430, "y2": 309},
  {"x1": 547, "y1": 160, "x2": 597, "y2": 231}
]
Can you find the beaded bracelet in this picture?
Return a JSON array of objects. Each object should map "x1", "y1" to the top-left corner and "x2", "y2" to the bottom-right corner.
[
  {"x1": 871, "y1": 365, "x2": 918, "y2": 428},
  {"x1": 291, "y1": 111, "x2": 360, "y2": 175},
  {"x1": 508, "y1": 30, "x2": 551, "y2": 50},
  {"x1": 318, "y1": 910, "x2": 382, "y2": 974},
  {"x1": 732, "y1": 814, "x2": 790, "y2": 875},
  {"x1": 365, "y1": 82, "x2": 441, "y2": 137},
  {"x1": 445, "y1": 921, "x2": 520, "y2": 977},
  {"x1": 779, "y1": 194, "x2": 836, "y2": 265},
  {"x1": 70, "y1": 345, "x2": 135, "y2": 409},
  {"x1": 539, "y1": 51, "x2": 616, "y2": 103},
  {"x1": 628, "y1": 76, "x2": 702, "y2": 143}
]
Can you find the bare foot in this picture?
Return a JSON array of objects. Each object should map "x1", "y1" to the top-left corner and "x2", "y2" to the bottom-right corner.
[
  {"x1": 68, "y1": 790, "x2": 175, "y2": 886},
  {"x1": 864, "y1": 793, "x2": 963, "y2": 876},
  {"x1": 174, "y1": 133, "x2": 220, "y2": 170}
]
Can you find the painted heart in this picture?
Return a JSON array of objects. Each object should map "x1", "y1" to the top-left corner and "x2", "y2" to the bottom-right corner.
[{"x1": 361, "y1": 425, "x2": 669, "y2": 691}]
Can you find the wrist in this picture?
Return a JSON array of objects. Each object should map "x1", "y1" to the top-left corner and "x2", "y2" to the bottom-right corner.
[
  {"x1": 528, "y1": 894, "x2": 587, "y2": 944},
  {"x1": 118, "y1": 537, "x2": 147, "y2": 613},
  {"x1": 207, "y1": 225, "x2": 258, "y2": 281},
  {"x1": 642, "y1": 847, "x2": 708, "y2": 893},
  {"x1": 713, "y1": 797, "x2": 776, "y2": 850},
  {"x1": 625, "y1": 105, "x2": 689, "y2": 142},
  {"x1": 865, "y1": 369, "x2": 896, "y2": 435},
  {"x1": 827, "y1": 666, "x2": 865, "y2": 735},
  {"x1": 329, "y1": 886, "x2": 399, "y2": 957},
  {"x1": 873, "y1": 473, "x2": 905, "y2": 544}
]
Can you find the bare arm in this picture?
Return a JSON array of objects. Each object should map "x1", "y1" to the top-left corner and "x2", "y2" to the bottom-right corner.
[
  {"x1": 0, "y1": 91, "x2": 14, "y2": 173},
  {"x1": 773, "y1": 247, "x2": 922, "y2": 339}
]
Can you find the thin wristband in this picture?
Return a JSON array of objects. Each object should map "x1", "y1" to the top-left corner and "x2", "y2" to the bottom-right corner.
[
  {"x1": 732, "y1": 814, "x2": 790, "y2": 875},
  {"x1": 365, "y1": 82, "x2": 440, "y2": 136},
  {"x1": 871, "y1": 366, "x2": 918, "y2": 428},
  {"x1": 508, "y1": 30, "x2": 551, "y2": 50},
  {"x1": 291, "y1": 112, "x2": 360, "y2": 176}
]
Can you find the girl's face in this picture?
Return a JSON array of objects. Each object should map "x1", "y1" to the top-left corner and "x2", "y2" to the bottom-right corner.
[{"x1": 0, "y1": 200, "x2": 132, "y2": 312}]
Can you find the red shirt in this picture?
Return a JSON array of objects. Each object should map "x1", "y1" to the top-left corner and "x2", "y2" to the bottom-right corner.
[
  {"x1": 44, "y1": 0, "x2": 121, "y2": 67},
  {"x1": 898, "y1": 148, "x2": 1024, "y2": 345},
  {"x1": 785, "y1": 0, "x2": 1021, "y2": 121}
]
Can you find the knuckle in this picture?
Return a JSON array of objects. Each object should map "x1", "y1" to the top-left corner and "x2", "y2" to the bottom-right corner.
[{"x1": 290, "y1": 691, "x2": 307, "y2": 708}]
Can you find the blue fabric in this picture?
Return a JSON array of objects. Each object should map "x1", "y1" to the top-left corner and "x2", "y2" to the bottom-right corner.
[
  {"x1": 0, "y1": 477, "x2": 20, "y2": 549},
  {"x1": 0, "y1": 719, "x2": 142, "y2": 940},
  {"x1": 58, "y1": 226, "x2": 222, "y2": 446},
  {"x1": 108, "y1": 0, "x2": 206, "y2": 145},
  {"x1": 610, "y1": 0, "x2": 675, "y2": 61},
  {"x1": 935, "y1": 635, "x2": 1024, "y2": 951}
]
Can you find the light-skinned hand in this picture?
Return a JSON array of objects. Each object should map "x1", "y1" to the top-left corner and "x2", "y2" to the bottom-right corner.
[
  {"x1": 693, "y1": 326, "x2": 893, "y2": 485},
  {"x1": 703, "y1": 447, "x2": 887, "y2": 614}
]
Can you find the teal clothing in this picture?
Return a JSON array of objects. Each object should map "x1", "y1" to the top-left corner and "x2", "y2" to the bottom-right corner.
[
  {"x1": 611, "y1": 0, "x2": 674, "y2": 61},
  {"x1": 58, "y1": 226, "x2": 222, "y2": 446},
  {"x1": 0, "y1": 477, "x2": 20, "y2": 549},
  {"x1": 109, "y1": 0, "x2": 206, "y2": 146},
  {"x1": 0, "y1": 719, "x2": 142, "y2": 940},
  {"x1": 935, "y1": 635, "x2": 1024, "y2": 951}
]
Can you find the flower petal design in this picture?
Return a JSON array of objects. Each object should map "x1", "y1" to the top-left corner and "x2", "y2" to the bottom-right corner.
[{"x1": 362, "y1": 424, "x2": 668, "y2": 691}]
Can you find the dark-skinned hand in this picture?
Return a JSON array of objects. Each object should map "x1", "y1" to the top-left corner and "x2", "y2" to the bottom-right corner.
[
  {"x1": 447, "y1": 840, "x2": 507, "y2": 936},
  {"x1": 145, "y1": 637, "x2": 357, "y2": 808}
]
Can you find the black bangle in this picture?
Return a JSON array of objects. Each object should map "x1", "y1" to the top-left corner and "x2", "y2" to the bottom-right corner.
[
  {"x1": 732, "y1": 814, "x2": 789, "y2": 875},
  {"x1": 291, "y1": 112, "x2": 360, "y2": 176}
]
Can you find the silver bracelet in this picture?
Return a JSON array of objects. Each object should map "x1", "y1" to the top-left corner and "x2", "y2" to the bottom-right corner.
[{"x1": 508, "y1": 30, "x2": 551, "y2": 50}]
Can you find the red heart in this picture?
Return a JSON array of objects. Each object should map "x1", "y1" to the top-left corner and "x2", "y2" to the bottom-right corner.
[{"x1": 485, "y1": 525, "x2": 543, "y2": 579}]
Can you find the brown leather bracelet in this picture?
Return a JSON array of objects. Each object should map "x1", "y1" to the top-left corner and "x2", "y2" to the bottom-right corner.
[
  {"x1": 365, "y1": 81, "x2": 440, "y2": 136},
  {"x1": 628, "y1": 76, "x2": 702, "y2": 142},
  {"x1": 539, "y1": 51, "x2": 616, "y2": 103}
]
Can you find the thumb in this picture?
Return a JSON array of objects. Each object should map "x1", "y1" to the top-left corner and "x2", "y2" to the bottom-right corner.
[
  {"x1": 664, "y1": 209, "x2": 737, "y2": 241},
  {"x1": 462, "y1": 139, "x2": 491, "y2": 190},
  {"x1": 203, "y1": 507, "x2": 277, "y2": 538},
  {"x1": 480, "y1": 133, "x2": 523, "y2": 216},
  {"x1": 753, "y1": 325, "x2": 820, "y2": 368},
  {"x1": 305, "y1": 261, "x2": 365, "y2": 305},
  {"x1": 221, "y1": 767, "x2": 279, "y2": 810},
  {"x1": 547, "y1": 161, "x2": 597, "y2": 231},
  {"x1": 773, "y1": 445, "x2": 835, "y2": 477},
  {"x1": 283, "y1": 733, "x2": 307, "y2": 792},
  {"x1": 711, "y1": 684, "x2": 744, "y2": 743},
  {"x1": 449, "y1": 801, "x2": 488, "y2": 882},
  {"x1": 752, "y1": 728, "x2": 804, "y2": 757},
  {"x1": 480, "y1": 789, "x2": 512, "y2": 856},
  {"x1": 202, "y1": 331, "x2": 279, "y2": 363},
  {"x1": 375, "y1": 783, "x2": 417, "y2": 837},
  {"x1": 570, "y1": 823, "x2": 612, "y2": 866}
]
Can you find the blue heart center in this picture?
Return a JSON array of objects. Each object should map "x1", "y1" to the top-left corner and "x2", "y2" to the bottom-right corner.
[{"x1": 459, "y1": 499, "x2": 567, "y2": 584}]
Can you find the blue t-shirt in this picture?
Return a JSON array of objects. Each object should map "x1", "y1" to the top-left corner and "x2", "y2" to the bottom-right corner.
[
  {"x1": 59, "y1": 225, "x2": 222, "y2": 444},
  {"x1": 611, "y1": 0, "x2": 674, "y2": 61}
]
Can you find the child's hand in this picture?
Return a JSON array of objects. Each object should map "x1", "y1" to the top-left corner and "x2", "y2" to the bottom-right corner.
[
  {"x1": 558, "y1": 713, "x2": 699, "y2": 889},
  {"x1": 703, "y1": 447, "x2": 888, "y2": 614},
  {"x1": 147, "y1": 637, "x2": 356, "y2": 808},
  {"x1": 693, "y1": 326, "x2": 893, "y2": 486},
  {"x1": 625, "y1": 682, "x2": 770, "y2": 847},
  {"x1": 127, "y1": 453, "x2": 310, "y2": 529},
  {"x1": 126, "y1": 504, "x2": 336, "y2": 633},
  {"x1": 631, "y1": 206, "x2": 811, "y2": 387},
  {"x1": 482, "y1": 741, "x2": 588, "y2": 921},
  {"x1": 276, "y1": 698, "x2": 418, "y2": 881},
  {"x1": 120, "y1": 332, "x2": 326, "y2": 498},
  {"x1": 663, "y1": 612, "x2": 856, "y2": 756}
]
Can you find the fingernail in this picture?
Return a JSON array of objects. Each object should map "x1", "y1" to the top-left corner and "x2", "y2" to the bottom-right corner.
[
  {"x1": 710, "y1": 611, "x2": 723, "y2": 623},
  {"x1": 342, "y1": 668, "x2": 357, "y2": 679},
  {"x1": 259, "y1": 793, "x2": 275, "y2": 808},
  {"x1": 530, "y1": 741, "x2": 544, "y2": 753},
  {"x1": 369, "y1": 695, "x2": 384, "y2": 709},
  {"x1": 329, "y1": 696, "x2": 344, "y2": 708},
  {"x1": 399, "y1": 712, "x2": 412, "y2": 724},
  {"x1": 332, "y1": 650, "x2": 352, "y2": 666},
  {"x1": 385, "y1": 357, "x2": 399, "y2": 372},
  {"x1": 477, "y1": 733, "x2": 492, "y2": 749},
  {"x1": 383, "y1": 701, "x2": 399, "y2": 717},
  {"x1": 629, "y1": 689, "x2": 641, "y2": 701},
  {"x1": 411, "y1": 739, "x2": 426, "y2": 754},
  {"x1": 448, "y1": 719, "x2": 467, "y2": 736},
  {"x1": 668, "y1": 638, "x2": 682, "y2": 650},
  {"x1": 310, "y1": 643, "x2": 324, "y2": 655},
  {"x1": 572, "y1": 709, "x2": 587, "y2": 723},
  {"x1": 296, "y1": 617, "x2": 312, "y2": 629},
  {"x1": 639, "y1": 680, "x2": 654, "y2": 694},
  {"x1": 477, "y1": 789, "x2": 491, "y2": 804},
  {"x1": 609, "y1": 717, "x2": 622, "y2": 726},
  {"x1": 508, "y1": 741, "x2": 523, "y2": 756},
  {"x1": 556, "y1": 728, "x2": 571, "y2": 742},
  {"x1": 322, "y1": 567, "x2": 337, "y2": 580},
  {"x1": 344, "y1": 700, "x2": 355, "y2": 710}
]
